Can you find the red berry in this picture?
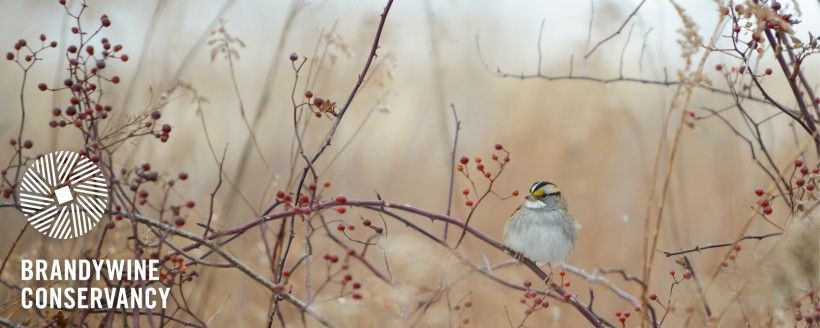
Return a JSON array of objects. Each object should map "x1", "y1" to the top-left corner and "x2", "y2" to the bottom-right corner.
[
  {"x1": 38, "y1": 83, "x2": 47, "y2": 91},
  {"x1": 22, "y1": 140, "x2": 33, "y2": 149},
  {"x1": 649, "y1": 293, "x2": 657, "y2": 301},
  {"x1": 289, "y1": 53, "x2": 298, "y2": 61},
  {"x1": 50, "y1": 41, "x2": 57, "y2": 48},
  {"x1": 523, "y1": 280, "x2": 532, "y2": 288},
  {"x1": 336, "y1": 207, "x2": 346, "y2": 214},
  {"x1": 765, "y1": 68, "x2": 773, "y2": 75},
  {"x1": 465, "y1": 200, "x2": 473, "y2": 207},
  {"x1": 771, "y1": 2, "x2": 781, "y2": 10},
  {"x1": 754, "y1": 188, "x2": 764, "y2": 196},
  {"x1": 683, "y1": 271, "x2": 692, "y2": 279},
  {"x1": 312, "y1": 97, "x2": 324, "y2": 107},
  {"x1": 5, "y1": 52, "x2": 13, "y2": 61},
  {"x1": 796, "y1": 178, "x2": 805, "y2": 187},
  {"x1": 495, "y1": 143, "x2": 503, "y2": 150},
  {"x1": 462, "y1": 188, "x2": 470, "y2": 195},
  {"x1": 71, "y1": 27, "x2": 79, "y2": 34},
  {"x1": 174, "y1": 217, "x2": 185, "y2": 227},
  {"x1": 459, "y1": 156, "x2": 469, "y2": 165},
  {"x1": 352, "y1": 282, "x2": 361, "y2": 289},
  {"x1": 186, "y1": 200, "x2": 195, "y2": 208},
  {"x1": 511, "y1": 189, "x2": 519, "y2": 196},
  {"x1": 362, "y1": 219, "x2": 371, "y2": 226},
  {"x1": 305, "y1": 90, "x2": 313, "y2": 98},
  {"x1": 795, "y1": 159, "x2": 803, "y2": 167},
  {"x1": 111, "y1": 76, "x2": 120, "y2": 84},
  {"x1": 351, "y1": 293, "x2": 362, "y2": 300},
  {"x1": 715, "y1": 64, "x2": 723, "y2": 71},
  {"x1": 800, "y1": 167, "x2": 809, "y2": 176},
  {"x1": 763, "y1": 206, "x2": 773, "y2": 215},
  {"x1": 335, "y1": 195, "x2": 347, "y2": 205},
  {"x1": 120, "y1": 54, "x2": 129, "y2": 62},
  {"x1": 337, "y1": 224, "x2": 345, "y2": 231}
]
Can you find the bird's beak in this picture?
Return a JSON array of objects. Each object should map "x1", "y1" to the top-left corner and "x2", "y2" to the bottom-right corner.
[{"x1": 525, "y1": 194, "x2": 536, "y2": 201}]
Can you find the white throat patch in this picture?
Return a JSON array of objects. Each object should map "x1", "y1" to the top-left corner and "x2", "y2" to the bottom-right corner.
[{"x1": 524, "y1": 200, "x2": 547, "y2": 209}]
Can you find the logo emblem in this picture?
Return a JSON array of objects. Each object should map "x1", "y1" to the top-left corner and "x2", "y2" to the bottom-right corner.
[{"x1": 18, "y1": 151, "x2": 109, "y2": 239}]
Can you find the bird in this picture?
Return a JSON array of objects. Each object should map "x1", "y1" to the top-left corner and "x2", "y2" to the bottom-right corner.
[{"x1": 503, "y1": 181, "x2": 580, "y2": 266}]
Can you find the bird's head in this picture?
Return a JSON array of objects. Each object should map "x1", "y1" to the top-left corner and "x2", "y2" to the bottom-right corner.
[{"x1": 526, "y1": 181, "x2": 561, "y2": 202}]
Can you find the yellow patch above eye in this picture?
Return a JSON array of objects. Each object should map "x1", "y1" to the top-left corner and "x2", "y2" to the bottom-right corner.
[{"x1": 531, "y1": 189, "x2": 545, "y2": 197}]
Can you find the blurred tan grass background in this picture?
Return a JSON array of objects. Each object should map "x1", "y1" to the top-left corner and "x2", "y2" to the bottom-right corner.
[{"x1": 1, "y1": 0, "x2": 819, "y2": 326}]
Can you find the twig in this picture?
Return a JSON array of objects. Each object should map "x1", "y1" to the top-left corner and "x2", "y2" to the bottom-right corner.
[
  {"x1": 120, "y1": 212, "x2": 336, "y2": 328},
  {"x1": 444, "y1": 104, "x2": 461, "y2": 240},
  {"x1": 0, "y1": 315, "x2": 26, "y2": 328},
  {"x1": 584, "y1": 0, "x2": 647, "y2": 58},
  {"x1": 660, "y1": 232, "x2": 782, "y2": 257},
  {"x1": 0, "y1": 226, "x2": 27, "y2": 280}
]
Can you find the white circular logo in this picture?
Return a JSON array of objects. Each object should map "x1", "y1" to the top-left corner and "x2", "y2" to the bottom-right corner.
[{"x1": 18, "y1": 151, "x2": 109, "y2": 239}]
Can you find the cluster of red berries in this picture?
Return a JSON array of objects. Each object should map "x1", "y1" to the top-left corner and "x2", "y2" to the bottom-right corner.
[
  {"x1": 452, "y1": 298, "x2": 473, "y2": 326},
  {"x1": 304, "y1": 89, "x2": 337, "y2": 117},
  {"x1": 456, "y1": 144, "x2": 515, "y2": 207},
  {"x1": 341, "y1": 273, "x2": 363, "y2": 300},
  {"x1": 318, "y1": 252, "x2": 364, "y2": 300},
  {"x1": 614, "y1": 310, "x2": 631, "y2": 327},
  {"x1": 113, "y1": 163, "x2": 191, "y2": 227},
  {"x1": 793, "y1": 159, "x2": 818, "y2": 192},
  {"x1": 795, "y1": 302, "x2": 820, "y2": 324},
  {"x1": 753, "y1": 187, "x2": 774, "y2": 215},
  {"x1": 275, "y1": 182, "x2": 334, "y2": 212},
  {"x1": 323, "y1": 253, "x2": 340, "y2": 264},
  {"x1": 519, "y1": 280, "x2": 550, "y2": 316},
  {"x1": 6, "y1": 34, "x2": 58, "y2": 63},
  {"x1": 32, "y1": 8, "x2": 131, "y2": 131},
  {"x1": 721, "y1": 244, "x2": 743, "y2": 268},
  {"x1": 714, "y1": 63, "x2": 774, "y2": 77}
]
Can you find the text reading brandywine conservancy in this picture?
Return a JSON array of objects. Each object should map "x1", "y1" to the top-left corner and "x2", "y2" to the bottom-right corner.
[{"x1": 20, "y1": 259, "x2": 170, "y2": 309}]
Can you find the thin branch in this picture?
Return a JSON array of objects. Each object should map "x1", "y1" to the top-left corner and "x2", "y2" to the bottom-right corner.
[
  {"x1": 661, "y1": 232, "x2": 782, "y2": 257},
  {"x1": 443, "y1": 104, "x2": 461, "y2": 240},
  {"x1": 584, "y1": 0, "x2": 647, "y2": 58}
]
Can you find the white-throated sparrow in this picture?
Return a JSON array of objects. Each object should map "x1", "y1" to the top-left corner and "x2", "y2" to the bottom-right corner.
[{"x1": 504, "y1": 181, "x2": 580, "y2": 265}]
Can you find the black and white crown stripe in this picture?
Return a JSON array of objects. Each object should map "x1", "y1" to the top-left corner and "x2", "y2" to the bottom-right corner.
[{"x1": 19, "y1": 151, "x2": 109, "y2": 239}]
